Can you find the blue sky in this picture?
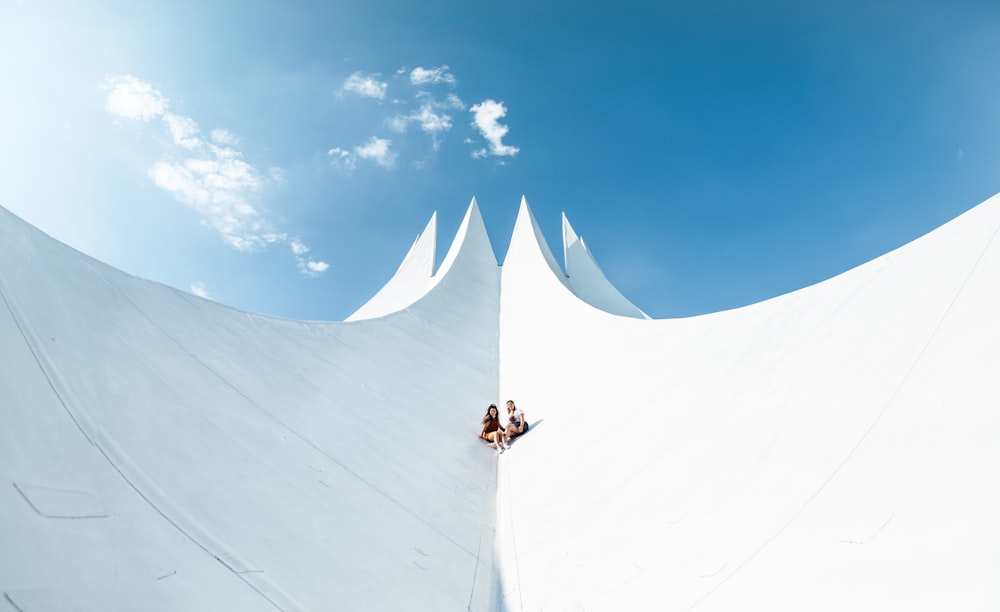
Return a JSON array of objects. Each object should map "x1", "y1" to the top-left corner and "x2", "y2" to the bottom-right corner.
[{"x1": 2, "y1": 0, "x2": 999, "y2": 320}]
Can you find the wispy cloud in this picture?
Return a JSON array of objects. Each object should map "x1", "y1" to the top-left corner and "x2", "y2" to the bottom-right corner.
[
  {"x1": 104, "y1": 75, "x2": 166, "y2": 120},
  {"x1": 355, "y1": 136, "x2": 397, "y2": 168},
  {"x1": 328, "y1": 137, "x2": 397, "y2": 170},
  {"x1": 147, "y1": 152, "x2": 277, "y2": 251},
  {"x1": 190, "y1": 282, "x2": 210, "y2": 298},
  {"x1": 342, "y1": 71, "x2": 388, "y2": 99},
  {"x1": 303, "y1": 260, "x2": 330, "y2": 274},
  {"x1": 443, "y1": 94, "x2": 465, "y2": 109},
  {"x1": 164, "y1": 114, "x2": 201, "y2": 149},
  {"x1": 290, "y1": 239, "x2": 330, "y2": 276},
  {"x1": 413, "y1": 104, "x2": 453, "y2": 134},
  {"x1": 327, "y1": 146, "x2": 356, "y2": 171},
  {"x1": 470, "y1": 99, "x2": 519, "y2": 157},
  {"x1": 410, "y1": 65, "x2": 457, "y2": 86},
  {"x1": 211, "y1": 128, "x2": 239, "y2": 145},
  {"x1": 383, "y1": 89, "x2": 465, "y2": 152},
  {"x1": 103, "y1": 74, "x2": 328, "y2": 275},
  {"x1": 387, "y1": 101, "x2": 454, "y2": 149}
]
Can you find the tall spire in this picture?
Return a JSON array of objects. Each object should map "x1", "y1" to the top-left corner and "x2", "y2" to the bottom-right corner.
[
  {"x1": 347, "y1": 212, "x2": 437, "y2": 321},
  {"x1": 562, "y1": 212, "x2": 649, "y2": 318},
  {"x1": 436, "y1": 196, "x2": 496, "y2": 278},
  {"x1": 503, "y1": 195, "x2": 569, "y2": 288}
]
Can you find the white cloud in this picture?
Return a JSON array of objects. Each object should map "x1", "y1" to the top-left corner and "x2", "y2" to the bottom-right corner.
[
  {"x1": 211, "y1": 128, "x2": 238, "y2": 145},
  {"x1": 342, "y1": 71, "x2": 388, "y2": 99},
  {"x1": 355, "y1": 136, "x2": 397, "y2": 168},
  {"x1": 148, "y1": 154, "x2": 276, "y2": 251},
  {"x1": 289, "y1": 241, "x2": 328, "y2": 277},
  {"x1": 470, "y1": 99, "x2": 519, "y2": 157},
  {"x1": 327, "y1": 146, "x2": 356, "y2": 171},
  {"x1": 414, "y1": 103, "x2": 452, "y2": 134},
  {"x1": 299, "y1": 258, "x2": 330, "y2": 276},
  {"x1": 329, "y1": 138, "x2": 398, "y2": 171},
  {"x1": 103, "y1": 74, "x2": 167, "y2": 121},
  {"x1": 328, "y1": 64, "x2": 514, "y2": 167},
  {"x1": 190, "y1": 282, "x2": 210, "y2": 298},
  {"x1": 164, "y1": 114, "x2": 201, "y2": 148},
  {"x1": 444, "y1": 94, "x2": 466, "y2": 109},
  {"x1": 290, "y1": 239, "x2": 309, "y2": 255},
  {"x1": 387, "y1": 102, "x2": 452, "y2": 138},
  {"x1": 386, "y1": 115, "x2": 409, "y2": 133},
  {"x1": 410, "y1": 65, "x2": 457, "y2": 86},
  {"x1": 269, "y1": 166, "x2": 287, "y2": 183},
  {"x1": 104, "y1": 74, "x2": 329, "y2": 275}
]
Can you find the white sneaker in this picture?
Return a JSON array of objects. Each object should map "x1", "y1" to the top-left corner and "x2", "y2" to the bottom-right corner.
[{"x1": 498, "y1": 445, "x2": 505, "y2": 454}]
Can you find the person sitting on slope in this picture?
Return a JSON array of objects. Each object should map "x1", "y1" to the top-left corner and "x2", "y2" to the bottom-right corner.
[
  {"x1": 479, "y1": 404, "x2": 507, "y2": 453},
  {"x1": 504, "y1": 400, "x2": 528, "y2": 443}
]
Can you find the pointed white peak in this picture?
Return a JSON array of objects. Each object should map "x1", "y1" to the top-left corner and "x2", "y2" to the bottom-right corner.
[
  {"x1": 435, "y1": 196, "x2": 497, "y2": 279},
  {"x1": 345, "y1": 211, "x2": 438, "y2": 321},
  {"x1": 562, "y1": 211, "x2": 579, "y2": 275},
  {"x1": 412, "y1": 212, "x2": 437, "y2": 277},
  {"x1": 505, "y1": 195, "x2": 569, "y2": 287},
  {"x1": 351, "y1": 197, "x2": 496, "y2": 321},
  {"x1": 561, "y1": 212, "x2": 649, "y2": 319}
]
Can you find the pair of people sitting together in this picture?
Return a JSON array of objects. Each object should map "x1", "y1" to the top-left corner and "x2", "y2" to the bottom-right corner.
[{"x1": 479, "y1": 400, "x2": 528, "y2": 453}]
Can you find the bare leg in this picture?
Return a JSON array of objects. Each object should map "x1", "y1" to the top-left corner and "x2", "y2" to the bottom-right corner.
[{"x1": 491, "y1": 430, "x2": 506, "y2": 452}]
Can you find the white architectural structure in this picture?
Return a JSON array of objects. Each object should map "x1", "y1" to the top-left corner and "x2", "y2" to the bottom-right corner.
[{"x1": 1, "y1": 193, "x2": 998, "y2": 611}]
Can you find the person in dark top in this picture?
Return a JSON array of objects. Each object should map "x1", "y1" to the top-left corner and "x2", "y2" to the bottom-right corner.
[
  {"x1": 504, "y1": 400, "x2": 527, "y2": 444},
  {"x1": 479, "y1": 404, "x2": 507, "y2": 453}
]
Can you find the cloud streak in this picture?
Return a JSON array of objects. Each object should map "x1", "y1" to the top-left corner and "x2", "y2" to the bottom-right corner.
[
  {"x1": 103, "y1": 74, "x2": 328, "y2": 275},
  {"x1": 342, "y1": 72, "x2": 388, "y2": 99},
  {"x1": 387, "y1": 100, "x2": 456, "y2": 150},
  {"x1": 470, "y1": 99, "x2": 519, "y2": 157},
  {"x1": 410, "y1": 65, "x2": 457, "y2": 86},
  {"x1": 328, "y1": 137, "x2": 398, "y2": 170},
  {"x1": 104, "y1": 75, "x2": 166, "y2": 120},
  {"x1": 190, "y1": 282, "x2": 210, "y2": 298},
  {"x1": 355, "y1": 137, "x2": 397, "y2": 168}
]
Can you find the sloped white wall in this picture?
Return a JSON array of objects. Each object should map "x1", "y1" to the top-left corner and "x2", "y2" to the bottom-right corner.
[
  {"x1": 497, "y1": 194, "x2": 1000, "y2": 611},
  {"x1": 0, "y1": 202, "x2": 501, "y2": 611},
  {"x1": 3, "y1": 190, "x2": 999, "y2": 611}
]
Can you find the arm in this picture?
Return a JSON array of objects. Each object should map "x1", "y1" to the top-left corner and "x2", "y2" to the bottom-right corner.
[{"x1": 518, "y1": 412, "x2": 526, "y2": 432}]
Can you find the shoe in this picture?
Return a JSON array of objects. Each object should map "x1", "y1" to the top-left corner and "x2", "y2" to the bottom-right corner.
[{"x1": 498, "y1": 445, "x2": 505, "y2": 454}]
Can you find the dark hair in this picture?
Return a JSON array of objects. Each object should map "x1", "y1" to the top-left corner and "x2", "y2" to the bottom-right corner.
[
  {"x1": 506, "y1": 400, "x2": 516, "y2": 410},
  {"x1": 482, "y1": 404, "x2": 498, "y2": 423}
]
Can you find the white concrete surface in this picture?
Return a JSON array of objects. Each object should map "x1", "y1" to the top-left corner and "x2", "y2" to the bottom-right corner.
[
  {"x1": 498, "y1": 194, "x2": 1000, "y2": 611},
  {"x1": 1, "y1": 200, "x2": 500, "y2": 611},
  {"x1": 2, "y1": 191, "x2": 999, "y2": 611}
]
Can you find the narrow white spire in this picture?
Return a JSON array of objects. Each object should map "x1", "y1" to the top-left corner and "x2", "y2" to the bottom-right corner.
[
  {"x1": 561, "y1": 212, "x2": 649, "y2": 318},
  {"x1": 346, "y1": 211, "x2": 438, "y2": 321},
  {"x1": 504, "y1": 195, "x2": 569, "y2": 287}
]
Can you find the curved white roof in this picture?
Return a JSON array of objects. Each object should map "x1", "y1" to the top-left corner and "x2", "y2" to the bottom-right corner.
[
  {"x1": 498, "y1": 193, "x2": 1000, "y2": 611},
  {"x1": 2, "y1": 191, "x2": 999, "y2": 610},
  {"x1": 0, "y1": 201, "x2": 499, "y2": 610}
]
